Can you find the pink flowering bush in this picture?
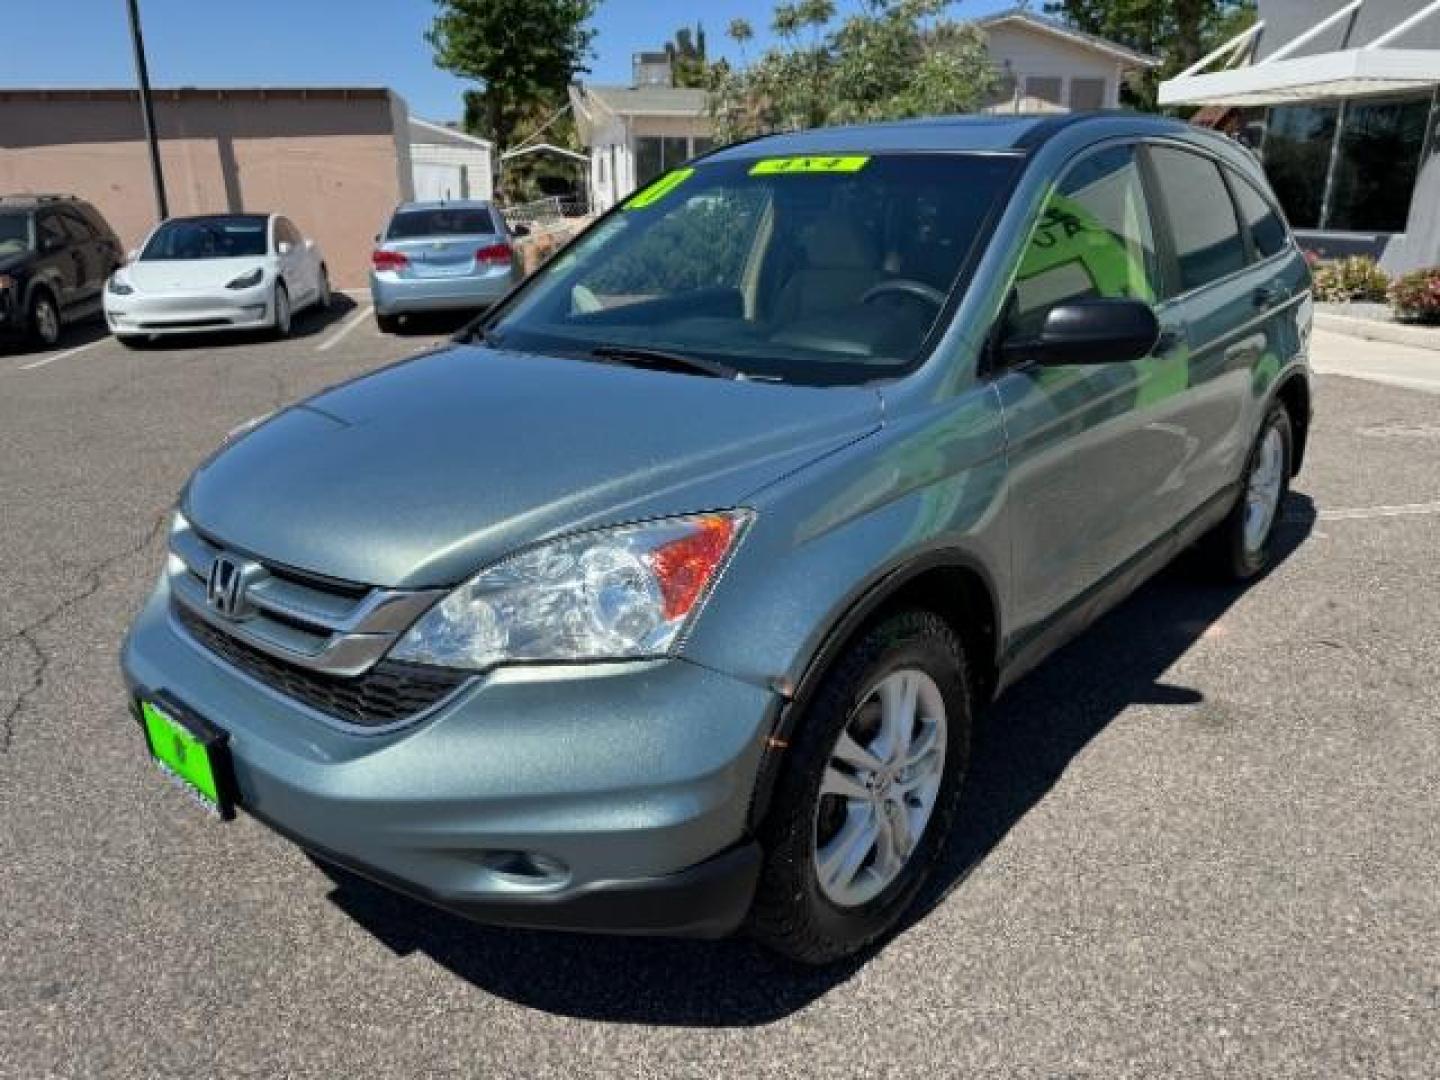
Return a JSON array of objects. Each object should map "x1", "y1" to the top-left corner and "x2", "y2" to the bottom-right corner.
[{"x1": 1388, "y1": 267, "x2": 1440, "y2": 324}]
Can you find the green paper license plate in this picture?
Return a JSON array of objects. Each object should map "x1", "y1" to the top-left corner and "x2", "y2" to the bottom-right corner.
[{"x1": 140, "y1": 698, "x2": 236, "y2": 819}]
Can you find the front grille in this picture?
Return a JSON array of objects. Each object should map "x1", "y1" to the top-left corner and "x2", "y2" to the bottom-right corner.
[{"x1": 175, "y1": 604, "x2": 469, "y2": 729}]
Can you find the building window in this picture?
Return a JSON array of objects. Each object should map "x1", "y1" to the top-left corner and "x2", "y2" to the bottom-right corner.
[
  {"x1": 1263, "y1": 104, "x2": 1337, "y2": 229},
  {"x1": 1025, "y1": 76, "x2": 1063, "y2": 107},
  {"x1": 1264, "y1": 94, "x2": 1432, "y2": 233},
  {"x1": 635, "y1": 137, "x2": 664, "y2": 187},
  {"x1": 1327, "y1": 96, "x2": 1432, "y2": 232},
  {"x1": 1070, "y1": 78, "x2": 1106, "y2": 110}
]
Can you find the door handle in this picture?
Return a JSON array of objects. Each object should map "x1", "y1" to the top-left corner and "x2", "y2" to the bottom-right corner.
[{"x1": 1154, "y1": 328, "x2": 1182, "y2": 355}]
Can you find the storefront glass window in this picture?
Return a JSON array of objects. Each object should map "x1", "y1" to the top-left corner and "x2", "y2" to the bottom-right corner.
[
  {"x1": 1262, "y1": 104, "x2": 1337, "y2": 229},
  {"x1": 1327, "y1": 96, "x2": 1432, "y2": 232}
]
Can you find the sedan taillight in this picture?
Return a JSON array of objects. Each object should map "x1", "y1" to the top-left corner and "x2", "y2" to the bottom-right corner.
[
  {"x1": 372, "y1": 249, "x2": 409, "y2": 271},
  {"x1": 477, "y1": 243, "x2": 512, "y2": 267}
]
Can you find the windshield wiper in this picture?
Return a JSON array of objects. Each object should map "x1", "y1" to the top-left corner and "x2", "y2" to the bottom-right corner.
[{"x1": 589, "y1": 345, "x2": 738, "y2": 380}]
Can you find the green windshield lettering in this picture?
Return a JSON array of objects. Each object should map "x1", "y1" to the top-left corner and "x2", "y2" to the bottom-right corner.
[
  {"x1": 750, "y1": 155, "x2": 870, "y2": 176},
  {"x1": 625, "y1": 168, "x2": 695, "y2": 210}
]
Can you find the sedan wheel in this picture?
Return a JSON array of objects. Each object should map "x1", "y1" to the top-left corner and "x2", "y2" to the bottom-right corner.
[{"x1": 272, "y1": 284, "x2": 292, "y2": 338}]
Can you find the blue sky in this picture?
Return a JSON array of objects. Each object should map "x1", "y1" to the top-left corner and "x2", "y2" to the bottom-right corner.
[{"x1": 3, "y1": 0, "x2": 1013, "y2": 121}]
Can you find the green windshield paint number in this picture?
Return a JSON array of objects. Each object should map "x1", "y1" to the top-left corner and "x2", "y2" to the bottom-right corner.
[
  {"x1": 749, "y1": 156, "x2": 871, "y2": 175},
  {"x1": 625, "y1": 168, "x2": 695, "y2": 210}
]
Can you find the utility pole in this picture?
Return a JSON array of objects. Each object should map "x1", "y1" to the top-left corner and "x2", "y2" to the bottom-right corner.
[{"x1": 126, "y1": 0, "x2": 169, "y2": 220}]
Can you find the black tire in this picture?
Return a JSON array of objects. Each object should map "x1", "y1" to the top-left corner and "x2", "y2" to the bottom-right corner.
[
  {"x1": 271, "y1": 282, "x2": 292, "y2": 339},
  {"x1": 375, "y1": 311, "x2": 400, "y2": 334},
  {"x1": 315, "y1": 265, "x2": 332, "y2": 312},
  {"x1": 115, "y1": 334, "x2": 148, "y2": 349},
  {"x1": 29, "y1": 289, "x2": 62, "y2": 348},
  {"x1": 1200, "y1": 401, "x2": 1294, "y2": 581},
  {"x1": 749, "y1": 610, "x2": 972, "y2": 964}
]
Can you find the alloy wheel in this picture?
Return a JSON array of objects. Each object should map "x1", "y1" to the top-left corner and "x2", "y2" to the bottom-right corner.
[
  {"x1": 34, "y1": 297, "x2": 60, "y2": 345},
  {"x1": 812, "y1": 667, "x2": 948, "y2": 908},
  {"x1": 1243, "y1": 425, "x2": 1285, "y2": 554}
]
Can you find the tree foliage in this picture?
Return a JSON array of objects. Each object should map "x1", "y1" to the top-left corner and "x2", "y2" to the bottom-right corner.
[
  {"x1": 710, "y1": 0, "x2": 995, "y2": 142},
  {"x1": 427, "y1": 0, "x2": 597, "y2": 160},
  {"x1": 1044, "y1": 0, "x2": 1257, "y2": 108},
  {"x1": 667, "y1": 23, "x2": 709, "y2": 88}
]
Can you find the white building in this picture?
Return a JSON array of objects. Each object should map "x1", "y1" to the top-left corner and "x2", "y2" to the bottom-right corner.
[
  {"x1": 407, "y1": 117, "x2": 494, "y2": 202},
  {"x1": 571, "y1": 18, "x2": 1156, "y2": 214},
  {"x1": 1159, "y1": 0, "x2": 1440, "y2": 273}
]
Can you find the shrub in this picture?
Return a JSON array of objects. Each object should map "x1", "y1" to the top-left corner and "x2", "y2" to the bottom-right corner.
[
  {"x1": 1388, "y1": 266, "x2": 1440, "y2": 324},
  {"x1": 1311, "y1": 255, "x2": 1390, "y2": 303}
]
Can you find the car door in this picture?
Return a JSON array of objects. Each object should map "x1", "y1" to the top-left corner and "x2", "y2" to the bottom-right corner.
[
  {"x1": 58, "y1": 209, "x2": 104, "y2": 311},
  {"x1": 1142, "y1": 144, "x2": 1271, "y2": 510},
  {"x1": 33, "y1": 210, "x2": 80, "y2": 317},
  {"x1": 993, "y1": 141, "x2": 1189, "y2": 637},
  {"x1": 275, "y1": 217, "x2": 315, "y2": 303}
]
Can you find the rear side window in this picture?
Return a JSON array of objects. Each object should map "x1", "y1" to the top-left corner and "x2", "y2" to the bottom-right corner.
[
  {"x1": 36, "y1": 212, "x2": 69, "y2": 252},
  {"x1": 1228, "y1": 171, "x2": 1289, "y2": 260},
  {"x1": 387, "y1": 208, "x2": 496, "y2": 239},
  {"x1": 1008, "y1": 143, "x2": 1161, "y2": 337},
  {"x1": 1147, "y1": 146, "x2": 1247, "y2": 293}
]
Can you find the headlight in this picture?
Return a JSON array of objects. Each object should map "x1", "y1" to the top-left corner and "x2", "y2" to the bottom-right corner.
[
  {"x1": 226, "y1": 267, "x2": 264, "y2": 290},
  {"x1": 107, "y1": 275, "x2": 133, "y2": 296},
  {"x1": 390, "y1": 510, "x2": 752, "y2": 670}
]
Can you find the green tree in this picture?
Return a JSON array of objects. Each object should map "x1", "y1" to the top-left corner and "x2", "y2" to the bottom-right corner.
[
  {"x1": 710, "y1": 0, "x2": 994, "y2": 142},
  {"x1": 427, "y1": 0, "x2": 597, "y2": 170},
  {"x1": 667, "y1": 23, "x2": 709, "y2": 88},
  {"x1": 1044, "y1": 0, "x2": 1257, "y2": 108}
]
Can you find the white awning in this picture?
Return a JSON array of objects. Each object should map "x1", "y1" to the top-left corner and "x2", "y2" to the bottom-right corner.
[{"x1": 1159, "y1": 47, "x2": 1440, "y2": 106}]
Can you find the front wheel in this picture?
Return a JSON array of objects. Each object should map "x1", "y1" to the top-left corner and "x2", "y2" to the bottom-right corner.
[
  {"x1": 375, "y1": 311, "x2": 400, "y2": 334},
  {"x1": 315, "y1": 266, "x2": 331, "y2": 312},
  {"x1": 29, "y1": 291, "x2": 62, "y2": 348},
  {"x1": 749, "y1": 610, "x2": 971, "y2": 964},
  {"x1": 271, "y1": 282, "x2": 292, "y2": 339},
  {"x1": 1200, "y1": 401, "x2": 1293, "y2": 580}
]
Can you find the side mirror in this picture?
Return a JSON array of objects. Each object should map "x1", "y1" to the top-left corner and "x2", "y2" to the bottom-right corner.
[
  {"x1": 277, "y1": 240, "x2": 293, "y2": 256},
  {"x1": 1002, "y1": 298, "x2": 1160, "y2": 367}
]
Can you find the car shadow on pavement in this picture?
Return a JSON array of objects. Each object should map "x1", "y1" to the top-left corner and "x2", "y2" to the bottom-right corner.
[
  {"x1": 0, "y1": 315, "x2": 110, "y2": 357},
  {"x1": 125, "y1": 293, "x2": 358, "y2": 350},
  {"x1": 317, "y1": 492, "x2": 1317, "y2": 1027}
]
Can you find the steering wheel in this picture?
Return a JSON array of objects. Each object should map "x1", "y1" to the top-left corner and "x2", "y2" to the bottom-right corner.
[{"x1": 860, "y1": 279, "x2": 947, "y2": 311}]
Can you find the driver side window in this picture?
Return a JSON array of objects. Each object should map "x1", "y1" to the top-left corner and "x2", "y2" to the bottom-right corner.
[{"x1": 1008, "y1": 144, "x2": 1160, "y2": 338}]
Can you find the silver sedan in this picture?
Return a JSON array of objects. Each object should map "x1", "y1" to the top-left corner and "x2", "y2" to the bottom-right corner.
[{"x1": 369, "y1": 201, "x2": 521, "y2": 332}]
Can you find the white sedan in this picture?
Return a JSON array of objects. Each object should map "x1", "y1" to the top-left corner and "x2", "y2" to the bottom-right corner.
[{"x1": 104, "y1": 213, "x2": 330, "y2": 344}]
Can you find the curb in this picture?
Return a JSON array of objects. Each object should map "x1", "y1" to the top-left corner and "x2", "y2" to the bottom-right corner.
[{"x1": 1315, "y1": 311, "x2": 1440, "y2": 353}]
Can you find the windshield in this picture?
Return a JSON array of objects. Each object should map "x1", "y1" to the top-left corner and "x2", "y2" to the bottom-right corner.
[
  {"x1": 141, "y1": 216, "x2": 268, "y2": 260},
  {"x1": 485, "y1": 152, "x2": 1019, "y2": 386},
  {"x1": 0, "y1": 213, "x2": 31, "y2": 257},
  {"x1": 388, "y1": 207, "x2": 497, "y2": 238}
]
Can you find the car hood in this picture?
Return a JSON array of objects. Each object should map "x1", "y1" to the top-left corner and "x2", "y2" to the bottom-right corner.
[
  {"x1": 124, "y1": 257, "x2": 270, "y2": 293},
  {"x1": 184, "y1": 345, "x2": 882, "y2": 589}
]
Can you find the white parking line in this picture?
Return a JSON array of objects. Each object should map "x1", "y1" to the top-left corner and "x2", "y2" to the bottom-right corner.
[
  {"x1": 1317, "y1": 501, "x2": 1440, "y2": 521},
  {"x1": 18, "y1": 337, "x2": 109, "y2": 371},
  {"x1": 316, "y1": 305, "x2": 374, "y2": 352}
]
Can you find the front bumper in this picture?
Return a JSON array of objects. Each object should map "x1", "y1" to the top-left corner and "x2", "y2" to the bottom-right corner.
[
  {"x1": 370, "y1": 268, "x2": 515, "y2": 316},
  {"x1": 104, "y1": 283, "x2": 273, "y2": 335},
  {"x1": 120, "y1": 578, "x2": 777, "y2": 937}
]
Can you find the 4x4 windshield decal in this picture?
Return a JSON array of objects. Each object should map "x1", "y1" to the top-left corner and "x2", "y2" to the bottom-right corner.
[{"x1": 749, "y1": 155, "x2": 870, "y2": 175}]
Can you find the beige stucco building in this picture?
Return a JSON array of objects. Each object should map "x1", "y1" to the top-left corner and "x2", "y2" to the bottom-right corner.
[{"x1": 0, "y1": 87, "x2": 416, "y2": 287}]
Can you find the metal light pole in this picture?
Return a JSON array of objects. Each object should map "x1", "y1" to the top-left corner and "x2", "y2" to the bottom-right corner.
[{"x1": 126, "y1": 0, "x2": 169, "y2": 220}]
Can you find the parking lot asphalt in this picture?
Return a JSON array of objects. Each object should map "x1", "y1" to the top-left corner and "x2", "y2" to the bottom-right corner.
[{"x1": 2, "y1": 323, "x2": 1437, "y2": 1077}]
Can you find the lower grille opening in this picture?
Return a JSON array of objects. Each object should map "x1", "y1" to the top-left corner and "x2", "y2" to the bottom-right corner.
[{"x1": 174, "y1": 604, "x2": 469, "y2": 728}]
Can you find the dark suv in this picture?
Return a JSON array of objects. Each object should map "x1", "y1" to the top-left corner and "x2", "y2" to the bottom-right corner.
[{"x1": 0, "y1": 195, "x2": 124, "y2": 349}]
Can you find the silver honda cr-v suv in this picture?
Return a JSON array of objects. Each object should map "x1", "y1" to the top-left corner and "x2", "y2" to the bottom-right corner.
[{"x1": 123, "y1": 113, "x2": 1312, "y2": 964}]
